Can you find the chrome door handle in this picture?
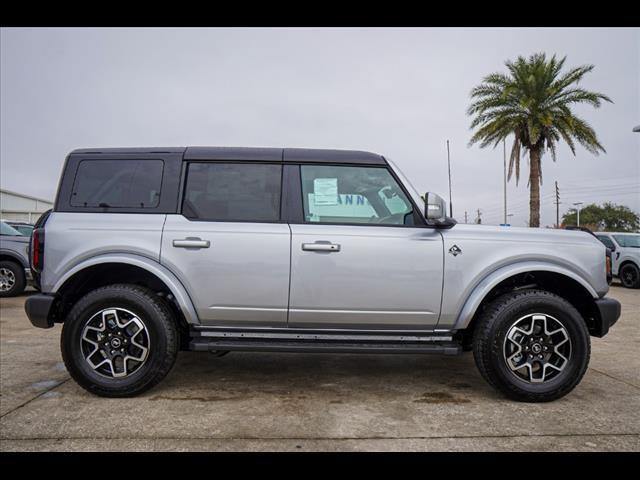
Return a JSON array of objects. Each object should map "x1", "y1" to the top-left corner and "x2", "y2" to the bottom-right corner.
[
  {"x1": 173, "y1": 238, "x2": 211, "y2": 249},
  {"x1": 302, "y1": 242, "x2": 341, "y2": 252}
]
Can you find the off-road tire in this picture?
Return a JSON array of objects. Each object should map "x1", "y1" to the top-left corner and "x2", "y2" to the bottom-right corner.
[
  {"x1": 473, "y1": 289, "x2": 590, "y2": 402},
  {"x1": 61, "y1": 284, "x2": 179, "y2": 397},
  {"x1": 0, "y1": 260, "x2": 26, "y2": 297}
]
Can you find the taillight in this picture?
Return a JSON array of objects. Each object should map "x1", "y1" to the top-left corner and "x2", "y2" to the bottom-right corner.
[{"x1": 31, "y1": 228, "x2": 44, "y2": 272}]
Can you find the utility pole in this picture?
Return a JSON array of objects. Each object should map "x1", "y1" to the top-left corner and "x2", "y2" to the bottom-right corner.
[
  {"x1": 476, "y1": 208, "x2": 482, "y2": 224},
  {"x1": 572, "y1": 202, "x2": 583, "y2": 227},
  {"x1": 554, "y1": 181, "x2": 560, "y2": 228},
  {"x1": 464, "y1": 211, "x2": 468, "y2": 224},
  {"x1": 503, "y1": 139, "x2": 507, "y2": 225},
  {"x1": 447, "y1": 140, "x2": 453, "y2": 218}
]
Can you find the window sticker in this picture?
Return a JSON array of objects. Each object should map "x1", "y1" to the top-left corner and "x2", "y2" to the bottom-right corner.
[{"x1": 313, "y1": 178, "x2": 338, "y2": 205}]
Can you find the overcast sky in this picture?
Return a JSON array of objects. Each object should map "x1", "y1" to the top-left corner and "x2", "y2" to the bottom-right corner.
[{"x1": 1, "y1": 27, "x2": 638, "y2": 226}]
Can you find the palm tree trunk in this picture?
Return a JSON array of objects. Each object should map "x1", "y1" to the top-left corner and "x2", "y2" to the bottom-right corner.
[{"x1": 529, "y1": 147, "x2": 541, "y2": 227}]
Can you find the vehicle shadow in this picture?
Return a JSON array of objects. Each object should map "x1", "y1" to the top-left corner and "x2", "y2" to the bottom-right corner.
[{"x1": 156, "y1": 349, "x2": 497, "y2": 401}]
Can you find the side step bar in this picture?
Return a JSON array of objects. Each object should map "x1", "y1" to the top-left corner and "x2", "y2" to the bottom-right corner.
[{"x1": 189, "y1": 327, "x2": 461, "y2": 355}]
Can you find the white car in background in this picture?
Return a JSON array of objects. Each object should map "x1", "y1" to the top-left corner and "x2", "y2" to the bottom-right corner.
[{"x1": 594, "y1": 232, "x2": 640, "y2": 289}]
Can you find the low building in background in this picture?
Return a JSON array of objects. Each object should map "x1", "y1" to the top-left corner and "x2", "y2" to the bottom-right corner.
[{"x1": 0, "y1": 189, "x2": 53, "y2": 223}]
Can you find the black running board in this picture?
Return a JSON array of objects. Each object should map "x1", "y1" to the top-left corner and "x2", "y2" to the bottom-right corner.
[{"x1": 189, "y1": 327, "x2": 461, "y2": 355}]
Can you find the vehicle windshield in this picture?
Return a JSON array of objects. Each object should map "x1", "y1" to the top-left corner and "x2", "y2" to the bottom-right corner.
[
  {"x1": 0, "y1": 221, "x2": 23, "y2": 236},
  {"x1": 613, "y1": 234, "x2": 640, "y2": 248},
  {"x1": 11, "y1": 224, "x2": 34, "y2": 236}
]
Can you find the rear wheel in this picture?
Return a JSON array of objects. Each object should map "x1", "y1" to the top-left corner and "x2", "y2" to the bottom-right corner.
[
  {"x1": 473, "y1": 289, "x2": 590, "y2": 402},
  {"x1": 61, "y1": 284, "x2": 179, "y2": 397},
  {"x1": 619, "y1": 263, "x2": 640, "y2": 289},
  {"x1": 0, "y1": 261, "x2": 26, "y2": 297}
]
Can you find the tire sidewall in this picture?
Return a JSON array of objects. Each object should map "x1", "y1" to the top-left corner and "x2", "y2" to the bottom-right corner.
[
  {"x1": 62, "y1": 288, "x2": 171, "y2": 393},
  {"x1": 0, "y1": 261, "x2": 26, "y2": 297},
  {"x1": 620, "y1": 263, "x2": 640, "y2": 288},
  {"x1": 487, "y1": 295, "x2": 589, "y2": 397}
]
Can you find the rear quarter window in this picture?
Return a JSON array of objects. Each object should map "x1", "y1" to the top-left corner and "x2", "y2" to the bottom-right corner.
[{"x1": 70, "y1": 159, "x2": 164, "y2": 208}]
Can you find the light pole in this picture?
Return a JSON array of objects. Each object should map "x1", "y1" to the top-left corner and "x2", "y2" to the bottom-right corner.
[
  {"x1": 447, "y1": 140, "x2": 453, "y2": 218},
  {"x1": 503, "y1": 139, "x2": 507, "y2": 225},
  {"x1": 573, "y1": 202, "x2": 584, "y2": 227}
]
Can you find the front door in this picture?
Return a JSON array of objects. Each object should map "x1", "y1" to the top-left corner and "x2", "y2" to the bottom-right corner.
[
  {"x1": 288, "y1": 164, "x2": 443, "y2": 329},
  {"x1": 161, "y1": 162, "x2": 290, "y2": 327}
]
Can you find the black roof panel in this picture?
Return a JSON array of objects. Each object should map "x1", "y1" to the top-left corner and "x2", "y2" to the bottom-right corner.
[
  {"x1": 71, "y1": 147, "x2": 186, "y2": 155},
  {"x1": 185, "y1": 146, "x2": 283, "y2": 161},
  {"x1": 186, "y1": 146, "x2": 385, "y2": 164},
  {"x1": 70, "y1": 146, "x2": 386, "y2": 165},
  {"x1": 284, "y1": 148, "x2": 384, "y2": 164}
]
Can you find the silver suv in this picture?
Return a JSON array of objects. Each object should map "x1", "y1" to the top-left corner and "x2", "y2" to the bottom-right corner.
[
  {"x1": 24, "y1": 147, "x2": 621, "y2": 402},
  {"x1": 594, "y1": 232, "x2": 640, "y2": 289}
]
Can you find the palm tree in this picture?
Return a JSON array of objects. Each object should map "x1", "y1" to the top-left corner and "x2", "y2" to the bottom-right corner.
[{"x1": 467, "y1": 53, "x2": 612, "y2": 227}]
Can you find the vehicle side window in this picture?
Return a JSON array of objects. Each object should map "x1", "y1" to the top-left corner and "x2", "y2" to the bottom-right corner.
[
  {"x1": 0, "y1": 222, "x2": 22, "y2": 236},
  {"x1": 70, "y1": 159, "x2": 164, "y2": 208},
  {"x1": 182, "y1": 163, "x2": 282, "y2": 222},
  {"x1": 300, "y1": 165, "x2": 414, "y2": 225},
  {"x1": 596, "y1": 235, "x2": 615, "y2": 250},
  {"x1": 613, "y1": 235, "x2": 640, "y2": 248}
]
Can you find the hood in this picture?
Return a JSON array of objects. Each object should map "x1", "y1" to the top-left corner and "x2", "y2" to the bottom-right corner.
[{"x1": 443, "y1": 223, "x2": 602, "y2": 247}]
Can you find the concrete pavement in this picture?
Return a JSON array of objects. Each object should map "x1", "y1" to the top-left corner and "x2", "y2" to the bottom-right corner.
[{"x1": 1, "y1": 285, "x2": 638, "y2": 451}]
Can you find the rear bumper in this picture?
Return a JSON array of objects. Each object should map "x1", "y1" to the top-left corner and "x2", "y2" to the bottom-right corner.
[
  {"x1": 24, "y1": 293, "x2": 56, "y2": 329},
  {"x1": 592, "y1": 297, "x2": 621, "y2": 338}
]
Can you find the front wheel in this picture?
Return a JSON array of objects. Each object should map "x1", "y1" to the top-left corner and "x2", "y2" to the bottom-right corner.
[
  {"x1": 473, "y1": 289, "x2": 590, "y2": 402},
  {"x1": 619, "y1": 263, "x2": 640, "y2": 289},
  {"x1": 61, "y1": 284, "x2": 179, "y2": 397}
]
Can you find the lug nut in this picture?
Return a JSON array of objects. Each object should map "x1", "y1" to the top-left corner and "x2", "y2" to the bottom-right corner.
[{"x1": 538, "y1": 354, "x2": 543, "y2": 359}]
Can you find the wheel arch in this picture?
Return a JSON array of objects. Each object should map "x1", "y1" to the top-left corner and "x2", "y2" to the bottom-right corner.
[
  {"x1": 618, "y1": 258, "x2": 639, "y2": 271},
  {"x1": 51, "y1": 254, "x2": 199, "y2": 327},
  {"x1": 0, "y1": 250, "x2": 28, "y2": 269},
  {"x1": 454, "y1": 262, "x2": 604, "y2": 341}
]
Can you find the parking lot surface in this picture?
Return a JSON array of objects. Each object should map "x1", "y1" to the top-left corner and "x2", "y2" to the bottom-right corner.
[{"x1": 1, "y1": 285, "x2": 638, "y2": 452}]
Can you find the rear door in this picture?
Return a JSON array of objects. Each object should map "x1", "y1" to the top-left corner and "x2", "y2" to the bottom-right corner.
[
  {"x1": 161, "y1": 162, "x2": 291, "y2": 327},
  {"x1": 286, "y1": 163, "x2": 444, "y2": 329}
]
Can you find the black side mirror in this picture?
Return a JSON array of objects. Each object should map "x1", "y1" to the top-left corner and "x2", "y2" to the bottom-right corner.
[{"x1": 424, "y1": 192, "x2": 456, "y2": 229}]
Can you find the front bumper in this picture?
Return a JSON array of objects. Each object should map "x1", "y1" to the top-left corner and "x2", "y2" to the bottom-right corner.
[
  {"x1": 24, "y1": 293, "x2": 56, "y2": 329},
  {"x1": 592, "y1": 297, "x2": 621, "y2": 338}
]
